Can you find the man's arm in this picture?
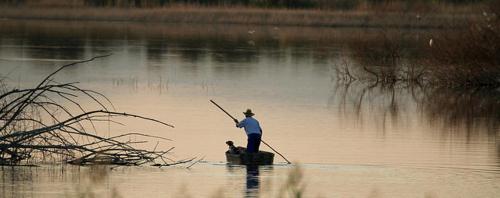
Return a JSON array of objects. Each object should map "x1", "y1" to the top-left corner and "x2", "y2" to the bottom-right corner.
[
  {"x1": 235, "y1": 119, "x2": 245, "y2": 128},
  {"x1": 234, "y1": 119, "x2": 240, "y2": 127}
]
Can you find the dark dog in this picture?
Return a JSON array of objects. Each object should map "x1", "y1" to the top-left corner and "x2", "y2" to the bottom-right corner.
[{"x1": 226, "y1": 141, "x2": 241, "y2": 154}]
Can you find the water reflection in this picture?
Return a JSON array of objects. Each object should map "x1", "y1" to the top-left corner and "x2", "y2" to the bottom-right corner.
[
  {"x1": 146, "y1": 40, "x2": 170, "y2": 62},
  {"x1": 1, "y1": 19, "x2": 500, "y2": 197},
  {"x1": 0, "y1": 20, "x2": 429, "y2": 71},
  {"x1": 225, "y1": 165, "x2": 275, "y2": 198},
  {"x1": 330, "y1": 81, "x2": 500, "y2": 136},
  {"x1": 1, "y1": 166, "x2": 34, "y2": 198},
  {"x1": 423, "y1": 87, "x2": 500, "y2": 135},
  {"x1": 245, "y1": 165, "x2": 260, "y2": 198},
  {"x1": 328, "y1": 81, "x2": 415, "y2": 131},
  {"x1": 0, "y1": 166, "x2": 79, "y2": 198}
]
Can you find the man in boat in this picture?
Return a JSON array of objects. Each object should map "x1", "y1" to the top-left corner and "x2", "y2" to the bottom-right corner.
[{"x1": 234, "y1": 109, "x2": 262, "y2": 153}]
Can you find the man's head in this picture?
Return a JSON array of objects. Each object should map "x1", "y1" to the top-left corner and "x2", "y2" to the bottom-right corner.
[{"x1": 243, "y1": 109, "x2": 255, "y2": 117}]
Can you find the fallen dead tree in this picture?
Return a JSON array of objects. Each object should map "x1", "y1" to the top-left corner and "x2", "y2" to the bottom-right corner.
[{"x1": 0, "y1": 55, "x2": 183, "y2": 166}]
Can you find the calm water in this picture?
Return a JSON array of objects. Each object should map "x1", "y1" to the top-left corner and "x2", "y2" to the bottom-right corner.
[{"x1": 0, "y1": 20, "x2": 499, "y2": 197}]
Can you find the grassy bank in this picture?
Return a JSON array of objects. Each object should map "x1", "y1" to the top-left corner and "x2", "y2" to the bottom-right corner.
[{"x1": 0, "y1": 6, "x2": 481, "y2": 28}]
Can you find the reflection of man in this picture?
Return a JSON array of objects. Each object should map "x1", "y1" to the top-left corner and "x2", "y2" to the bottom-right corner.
[
  {"x1": 234, "y1": 109, "x2": 262, "y2": 153},
  {"x1": 246, "y1": 165, "x2": 260, "y2": 197}
]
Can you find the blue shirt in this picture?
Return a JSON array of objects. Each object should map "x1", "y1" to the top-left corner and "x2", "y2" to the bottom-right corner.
[{"x1": 237, "y1": 117, "x2": 262, "y2": 135}]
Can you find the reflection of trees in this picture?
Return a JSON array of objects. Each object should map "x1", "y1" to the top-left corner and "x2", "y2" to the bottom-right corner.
[
  {"x1": 333, "y1": 29, "x2": 499, "y2": 134},
  {"x1": 22, "y1": 37, "x2": 86, "y2": 61},
  {"x1": 210, "y1": 38, "x2": 259, "y2": 64},
  {"x1": 145, "y1": 39, "x2": 169, "y2": 61},
  {"x1": 329, "y1": 81, "x2": 421, "y2": 133},
  {"x1": 422, "y1": 88, "x2": 500, "y2": 136},
  {"x1": 0, "y1": 20, "x2": 364, "y2": 74},
  {"x1": 176, "y1": 39, "x2": 207, "y2": 63},
  {"x1": 330, "y1": 80, "x2": 500, "y2": 136}
]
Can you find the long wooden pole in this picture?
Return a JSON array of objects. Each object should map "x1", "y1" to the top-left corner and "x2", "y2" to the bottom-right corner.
[
  {"x1": 210, "y1": 100, "x2": 237, "y2": 121},
  {"x1": 210, "y1": 99, "x2": 292, "y2": 164},
  {"x1": 260, "y1": 140, "x2": 292, "y2": 164}
]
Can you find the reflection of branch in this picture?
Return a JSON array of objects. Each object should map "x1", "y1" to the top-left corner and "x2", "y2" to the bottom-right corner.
[
  {"x1": 388, "y1": 86, "x2": 398, "y2": 122},
  {"x1": 354, "y1": 85, "x2": 370, "y2": 119},
  {"x1": 329, "y1": 80, "x2": 405, "y2": 135},
  {"x1": 345, "y1": 67, "x2": 356, "y2": 81},
  {"x1": 423, "y1": 87, "x2": 500, "y2": 134},
  {"x1": 333, "y1": 59, "x2": 357, "y2": 83},
  {"x1": 363, "y1": 66, "x2": 379, "y2": 82},
  {"x1": 331, "y1": 77, "x2": 500, "y2": 137}
]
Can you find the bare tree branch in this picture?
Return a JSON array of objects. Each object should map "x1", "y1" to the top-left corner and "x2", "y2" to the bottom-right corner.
[{"x1": 0, "y1": 55, "x2": 180, "y2": 166}]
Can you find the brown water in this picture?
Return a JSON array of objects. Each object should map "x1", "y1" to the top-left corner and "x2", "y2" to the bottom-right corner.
[{"x1": 0, "y1": 20, "x2": 499, "y2": 197}]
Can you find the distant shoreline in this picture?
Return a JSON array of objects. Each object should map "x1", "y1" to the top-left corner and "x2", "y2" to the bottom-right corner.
[{"x1": 0, "y1": 7, "x2": 478, "y2": 28}]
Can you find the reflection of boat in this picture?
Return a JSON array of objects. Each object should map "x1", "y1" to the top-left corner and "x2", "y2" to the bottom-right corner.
[
  {"x1": 225, "y1": 149, "x2": 274, "y2": 165},
  {"x1": 225, "y1": 140, "x2": 274, "y2": 165}
]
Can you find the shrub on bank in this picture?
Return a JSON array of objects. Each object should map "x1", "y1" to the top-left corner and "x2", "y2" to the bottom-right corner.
[
  {"x1": 426, "y1": 1, "x2": 500, "y2": 87},
  {"x1": 343, "y1": 1, "x2": 499, "y2": 88}
]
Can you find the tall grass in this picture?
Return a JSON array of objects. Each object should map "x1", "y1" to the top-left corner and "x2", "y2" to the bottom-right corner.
[{"x1": 278, "y1": 165, "x2": 306, "y2": 198}]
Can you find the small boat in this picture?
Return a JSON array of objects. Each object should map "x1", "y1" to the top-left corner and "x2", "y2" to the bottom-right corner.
[{"x1": 225, "y1": 141, "x2": 274, "y2": 165}]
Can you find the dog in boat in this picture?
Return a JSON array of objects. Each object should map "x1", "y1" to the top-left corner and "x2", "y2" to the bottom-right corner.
[{"x1": 226, "y1": 141, "x2": 245, "y2": 154}]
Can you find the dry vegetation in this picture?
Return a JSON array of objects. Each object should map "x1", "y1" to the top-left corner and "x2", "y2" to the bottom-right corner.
[
  {"x1": 0, "y1": 6, "x2": 470, "y2": 28},
  {"x1": 0, "y1": 55, "x2": 187, "y2": 166},
  {"x1": 0, "y1": 0, "x2": 490, "y2": 11},
  {"x1": 342, "y1": 1, "x2": 499, "y2": 88},
  {"x1": 344, "y1": 30, "x2": 428, "y2": 86},
  {"x1": 0, "y1": 0, "x2": 486, "y2": 28},
  {"x1": 425, "y1": 1, "x2": 500, "y2": 87}
]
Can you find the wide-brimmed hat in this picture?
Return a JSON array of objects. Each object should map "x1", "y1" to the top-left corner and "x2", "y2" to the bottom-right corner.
[{"x1": 243, "y1": 109, "x2": 255, "y2": 116}]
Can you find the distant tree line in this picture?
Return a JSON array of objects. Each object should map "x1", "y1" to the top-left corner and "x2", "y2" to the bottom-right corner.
[
  {"x1": 0, "y1": 0, "x2": 492, "y2": 9},
  {"x1": 81, "y1": 0, "x2": 497, "y2": 9}
]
